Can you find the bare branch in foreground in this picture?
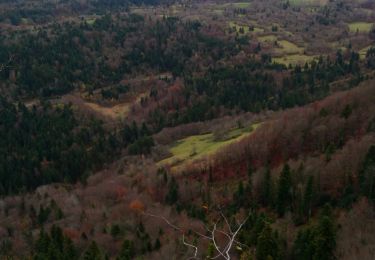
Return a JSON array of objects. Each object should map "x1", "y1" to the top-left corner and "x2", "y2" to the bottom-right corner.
[{"x1": 143, "y1": 210, "x2": 251, "y2": 259}]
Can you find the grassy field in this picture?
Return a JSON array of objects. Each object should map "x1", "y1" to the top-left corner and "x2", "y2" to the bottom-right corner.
[
  {"x1": 158, "y1": 123, "x2": 260, "y2": 169},
  {"x1": 289, "y1": 0, "x2": 328, "y2": 6},
  {"x1": 273, "y1": 54, "x2": 317, "y2": 66},
  {"x1": 277, "y1": 40, "x2": 304, "y2": 54},
  {"x1": 359, "y1": 45, "x2": 373, "y2": 60},
  {"x1": 229, "y1": 22, "x2": 264, "y2": 34},
  {"x1": 223, "y1": 2, "x2": 251, "y2": 8},
  {"x1": 85, "y1": 18, "x2": 96, "y2": 25},
  {"x1": 258, "y1": 35, "x2": 278, "y2": 43},
  {"x1": 229, "y1": 22, "x2": 249, "y2": 33},
  {"x1": 348, "y1": 22, "x2": 373, "y2": 33}
]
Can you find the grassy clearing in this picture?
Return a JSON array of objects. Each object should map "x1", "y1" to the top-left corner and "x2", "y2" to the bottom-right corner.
[
  {"x1": 273, "y1": 54, "x2": 317, "y2": 66},
  {"x1": 224, "y1": 2, "x2": 251, "y2": 8},
  {"x1": 359, "y1": 46, "x2": 372, "y2": 60},
  {"x1": 277, "y1": 40, "x2": 304, "y2": 54},
  {"x1": 348, "y1": 22, "x2": 373, "y2": 33},
  {"x1": 229, "y1": 22, "x2": 249, "y2": 33},
  {"x1": 258, "y1": 35, "x2": 278, "y2": 42},
  {"x1": 229, "y1": 22, "x2": 264, "y2": 34},
  {"x1": 253, "y1": 27, "x2": 265, "y2": 33},
  {"x1": 289, "y1": 0, "x2": 328, "y2": 6},
  {"x1": 212, "y1": 9, "x2": 224, "y2": 15},
  {"x1": 158, "y1": 123, "x2": 260, "y2": 168},
  {"x1": 85, "y1": 18, "x2": 96, "y2": 25}
]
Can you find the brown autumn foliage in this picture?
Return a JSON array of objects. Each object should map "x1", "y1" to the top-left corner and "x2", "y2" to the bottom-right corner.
[
  {"x1": 129, "y1": 199, "x2": 145, "y2": 213},
  {"x1": 187, "y1": 79, "x2": 375, "y2": 183}
]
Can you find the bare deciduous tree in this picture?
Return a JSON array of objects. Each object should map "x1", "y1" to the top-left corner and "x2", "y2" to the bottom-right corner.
[{"x1": 144, "y1": 210, "x2": 250, "y2": 260}]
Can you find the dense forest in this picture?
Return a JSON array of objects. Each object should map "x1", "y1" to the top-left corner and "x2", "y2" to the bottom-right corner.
[{"x1": 0, "y1": 0, "x2": 375, "y2": 259}]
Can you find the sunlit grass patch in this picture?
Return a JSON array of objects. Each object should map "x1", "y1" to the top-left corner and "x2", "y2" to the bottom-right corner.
[
  {"x1": 85, "y1": 18, "x2": 96, "y2": 25},
  {"x1": 258, "y1": 35, "x2": 278, "y2": 42},
  {"x1": 229, "y1": 21, "x2": 250, "y2": 33},
  {"x1": 273, "y1": 54, "x2": 317, "y2": 66},
  {"x1": 277, "y1": 40, "x2": 304, "y2": 54},
  {"x1": 359, "y1": 46, "x2": 373, "y2": 60},
  {"x1": 224, "y1": 2, "x2": 251, "y2": 8},
  {"x1": 348, "y1": 22, "x2": 373, "y2": 33},
  {"x1": 289, "y1": 0, "x2": 328, "y2": 6},
  {"x1": 158, "y1": 123, "x2": 260, "y2": 168},
  {"x1": 229, "y1": 22, "x2": 264, "y2": 34}
]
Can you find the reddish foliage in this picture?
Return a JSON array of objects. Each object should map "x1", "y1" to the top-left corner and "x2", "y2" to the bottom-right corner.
[
  {"x1": 185, "y1": 81, "x2": 375, "y2": 183},
  {"x1": 63, "y1": 228, "x2": 80, "y2": 240},
  {"x1": 129, "y1": 199, "x2": 145, "y2": 213}
]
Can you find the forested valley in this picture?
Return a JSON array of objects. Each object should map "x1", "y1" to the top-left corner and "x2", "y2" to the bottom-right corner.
[{"x1": 0, "y1": 0, "x2": 375, "y2": 259}]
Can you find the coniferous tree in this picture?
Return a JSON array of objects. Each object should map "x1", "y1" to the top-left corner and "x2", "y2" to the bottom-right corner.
[
  {"x1": 233, "y1": 181, "x2": 245, "y2": 209},
  {"x1": 206, "y1": 242, "x2": 214, "y2": 259},
  {"x1": 359, "y1": 145, "x2": 375, "y2": 203},
  {"x1": 260, "y1": 168, "x2": 273, "y2": 207},
  {"x1": 303, "y1": 176, "x2": 314, "y2": 219},
  {"x1": 292, "y1": 204, "x2": 337, "y2": 260},
  {"x1": 245, "y1": 165, "x2": 254, "y2": 208},
  {"x1": 117, "y1": 239, "x2": 135, "y2": 260},
  {"x1": 276, "y1": 164, "x2": 292, "y2": 216},
  {"x1": 256, "y1": 225, "x2": 279, "y2": 260},
  {"x1": 165, "y1": 177, "x2": 179, "y2": 205},
  {"x1": 313, "y1": 205, "x2": 336, "y2": 260},
  {"x1": 83, "y1": 241, "x2": 103, "y2": 260}
]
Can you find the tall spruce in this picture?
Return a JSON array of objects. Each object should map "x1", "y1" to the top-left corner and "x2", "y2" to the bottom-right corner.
[{"x1": 276, "y1": 164, "x2": 293, "y2": 216}]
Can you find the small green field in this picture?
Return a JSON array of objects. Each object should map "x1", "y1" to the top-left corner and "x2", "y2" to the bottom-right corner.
[
  {"x1": 229, "y1": 22, "x2": 263, "y2": 34},
  {"x1": 224, "y1": 2, "x2": 251, "y2": 8},
  {"x1": 289, "y1": 0, "x2": 328, "y2": 6},
  {"x1": 277, "y1": 40, "x2": 304, "y2": 54},
  {"x1": 85, "y1": 18, "x2": 96, "y2": 25},
  {"x1": 273, "y1": 54, "x2": 317, "y2": 66},
  {"x1": 229, "y1": 22, "x2": 249, "y2": 33},
  {"x1": 158, "y1": 123, "x2": 260, "y2": 169},
  {"x1": 348, "y1": 22, "x2": 373, "y2": 33},
  {"x1": 359, "y1": 46, "x2": 373, "y2": 60},
  {"x1": 258, "y1": 35, "x2": 278, "y2": 42}
]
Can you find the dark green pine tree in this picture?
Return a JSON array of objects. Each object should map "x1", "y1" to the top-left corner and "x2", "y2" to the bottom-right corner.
[
  {"x1": 117, "y1": 239, "x2": 135, "y2": 260},
  {"x1": 245, "y1": 165, "x2": 254, "y2": 208},
  {"x1": 292, "y1": 227, "x2": 315, "y2": 260},
  {"x1": 131, "y1": 121, "x2": 139, "y2": 140},
  {"x1": 33, "y1": 225, "x2": 77, "y2": 260},
  {"x1": 303, "y1": 176, "x2": 314, "y2": 219},
  {"x1": 140, "y1": 122, "x2": 150, "y2": 136},
  {"x1": 206, "y1": 242, "x2": 215, "y2": 259},
  {"x1": 83, "y1": 241, "x2": 103, "y2": 260},
  {"x1": 165, "y1": 177, "x2": 179, "y2": 205},
  {"x1": 233, "y1": 181, "x2": 245, "y2": 209},
  {"x1": 256, "y1": 224, "x2": 279, "y2": 260},
  {"x1": 312, "y1": 205, "x2": 337, "y2": 260},
  {"x1": 154, "y1": 238, "x2": 161, "y2": 250},
  {"x1": 293, "y1": 204, "x2": 337, "y2": 260},
  {"x1": 260, "y1": 167, "x2": 274, "y2": 208},
  {"x1": 276, "y1": 164, "x2": 293, "y2": 216},
  {"x1": 359, "y1": 145, "x2": 375, "y2": 203},
  {"x1": 34, "y1": 228, "x2": 51, "y2": 258}
]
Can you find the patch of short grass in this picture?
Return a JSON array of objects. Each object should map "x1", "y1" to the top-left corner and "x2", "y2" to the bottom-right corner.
[
  {"x1": 258, "y1": 35, "x2": 278, "y2": 42},
  {"x1": 273, "y1": 54, "x2": 317, "y2": 66},
  {"x1": 277, "y1": 40, "x2": 304, "y2": 54},
  {"x1": 229, "y1": 22, "x2": 264, "y2": 34},
  {"x1": 229, "y1": 22, "x2": 250, "y2": 33},
  {"x1": 359, "y1": 45, "x2": 373, "y2": 60},
  {"x1": 289, "y1": 0, "x2": 328, "y2": 6},
  {"x1": 158, "y1": 123, "x2": 260, "y2": 168},
  {"x1": 224, "y1": 2, "x2": 251, "y2": 8},
  {"x1": 348, "y1": 22, "x2": 374, "y2": 33},
  {"x1": 85, "y1": 18, "x2": 96, "y2": 25}
]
